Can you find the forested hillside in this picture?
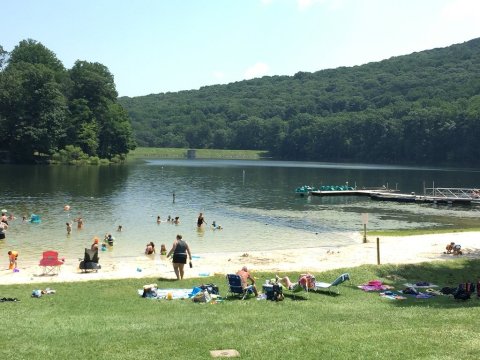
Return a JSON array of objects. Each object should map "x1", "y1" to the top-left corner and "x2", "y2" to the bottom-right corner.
[{"x1": 120, "y1": 38, "x2": 480, "y2": 166}]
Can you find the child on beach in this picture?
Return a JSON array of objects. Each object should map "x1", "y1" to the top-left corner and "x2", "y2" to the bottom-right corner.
[
  {"x1": 145, "y1": 242, "x2": 155, "y2": 255},
  {"x1": 66, "y1": 222, "x2": 72, "y2": 235},
  {"x1": 8, "y1": 250, "x2": 18, "y2": 270}
]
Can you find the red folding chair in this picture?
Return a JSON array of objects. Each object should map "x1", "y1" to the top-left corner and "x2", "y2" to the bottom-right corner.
[{"x1": 39, "y1": 251, "x2": 64, "y2": 275}]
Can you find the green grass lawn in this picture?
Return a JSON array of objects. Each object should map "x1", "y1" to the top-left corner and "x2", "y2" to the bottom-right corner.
[
  {"x1": 1, "y1": 260, "x2": 479, "y2": 359},
  {"x1": 128, "y1": 147, "x2": 269, "y2": 160}
]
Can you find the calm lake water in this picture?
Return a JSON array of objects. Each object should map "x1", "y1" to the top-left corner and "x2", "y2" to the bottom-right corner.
[{"x1": 1, "y1": 160, "x2": 480, "y2": 265}]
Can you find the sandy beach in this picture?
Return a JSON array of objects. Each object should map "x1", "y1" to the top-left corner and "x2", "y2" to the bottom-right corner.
[{"x1": 1, "y1": 232, "x2": 479, "y2": 285}]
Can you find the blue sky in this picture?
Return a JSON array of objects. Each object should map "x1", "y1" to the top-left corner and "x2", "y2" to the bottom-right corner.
[{"x1": 1, "y1": 0, "x2": 479, "y2": 97}]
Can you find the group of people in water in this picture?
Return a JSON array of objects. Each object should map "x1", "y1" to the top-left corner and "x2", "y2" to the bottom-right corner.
[
  {"x1": 2, "y1": 207, "x2": 222, "y2": 277},
  {"x1": 157, "y1": 215, "x2": 180, "y2": 224}
]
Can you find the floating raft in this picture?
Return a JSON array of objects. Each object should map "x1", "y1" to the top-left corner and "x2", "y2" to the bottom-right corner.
[{"x1": 310, "y1": 186, "x2": 395, "y2": 197}]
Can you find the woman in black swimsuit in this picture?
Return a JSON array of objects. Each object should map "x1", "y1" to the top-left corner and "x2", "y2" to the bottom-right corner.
[
  {"x1": 167, "y1": 234, "x2": 192, "y2": 280},
  {"x1": 197, "y1": 212, "x2": 206, "y2": 227}
]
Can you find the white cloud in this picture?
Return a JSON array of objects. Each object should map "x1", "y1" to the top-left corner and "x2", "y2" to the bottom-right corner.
[
  {"x1": 440, "y1": 0, "x2": 480, "y2": 22},
  {"x1": 244, "y1": 62, "x2": 270, "y2": 80}
]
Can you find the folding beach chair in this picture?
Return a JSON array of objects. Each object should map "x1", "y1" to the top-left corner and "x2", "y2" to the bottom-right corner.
[
  {"x1": 79, "y1": 248, "x2": 101, "y2": 272},
  {"x1": 226, "y1": 274, "x2": 254, "y2": 300},
  {"x1": 314, "y1": 273, "x2": 350, "y2": 294},
  {"x1": 39, "y1": 250, "x2": 64, "y2": 275}
]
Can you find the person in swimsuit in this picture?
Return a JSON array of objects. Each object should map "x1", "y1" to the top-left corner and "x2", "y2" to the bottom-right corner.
[
  {"x1": 0, "y1": 221, "x2": 7, "y2": 240},
  {"x1": 145, "y1": 242, "x2": 155, "y2": 255},
  {"x1": 167, "y1": 234, "x2": 192, "y2": 280},
  {"x1": 197, "y1": 213, "x2": 206, "y2": 227},
  {"x1": 66, "y1": 222, "x2": 72, "y2": 235}
]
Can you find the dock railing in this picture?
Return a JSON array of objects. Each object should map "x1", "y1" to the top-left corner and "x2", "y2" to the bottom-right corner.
[{"x1": 424, "y1": 187, "x2": 480, "y2": 200}]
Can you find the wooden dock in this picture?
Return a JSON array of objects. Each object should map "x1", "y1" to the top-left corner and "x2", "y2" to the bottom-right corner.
[{"x1": 308, "y1": 186, "x2": 480, "y2": 205}]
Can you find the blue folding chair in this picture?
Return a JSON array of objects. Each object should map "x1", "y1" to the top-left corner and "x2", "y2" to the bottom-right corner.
[{"x1": 226, "y1": 274, "x2": 254, "y2": 300}]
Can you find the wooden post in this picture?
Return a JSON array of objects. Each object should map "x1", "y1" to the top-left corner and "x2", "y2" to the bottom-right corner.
[
  {"x1": 376, "y1": 237, "x2": 380, "y2": 265},
  {"x1": 363, "y1": 224, "x2": 367, "y2": 243}
]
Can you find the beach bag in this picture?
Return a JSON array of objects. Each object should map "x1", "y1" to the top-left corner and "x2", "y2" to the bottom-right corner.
[
  {"x1": 193, "y1": 290, "x2": 211, "y2": 303},
  {"x1": 440, "y1": 287, "x2": 456, "y2": 295},
  {"x1": 453, "y1": 284, "x2": 471, "y2": 301},
  {"x1": 200, "y1": 283, "x2": 219, "y2": 295}
]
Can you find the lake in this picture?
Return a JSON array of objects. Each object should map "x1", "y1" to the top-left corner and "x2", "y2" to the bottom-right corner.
[{"x1": 1, "y1": 160, "x2": 480, "y2": 266}]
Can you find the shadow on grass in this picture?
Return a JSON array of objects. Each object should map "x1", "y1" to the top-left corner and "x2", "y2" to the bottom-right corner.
[
  {"x1": 156, "y1": 277, "x2": 181, "y2": 283},
  {"x1": 283, "y1": 292, "x2": 309, "y2": 301},
  {"x1": 372, "y1": 259, "x2": 480, "y2": 308}
]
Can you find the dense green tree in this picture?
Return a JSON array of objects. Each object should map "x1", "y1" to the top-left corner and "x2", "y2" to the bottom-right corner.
[
  {"x1": 0, "y1": 40, "x2": 136, "y2": 162},
  {"x1": 0, "y1": 62, "x2": 67, "y2": 161}
]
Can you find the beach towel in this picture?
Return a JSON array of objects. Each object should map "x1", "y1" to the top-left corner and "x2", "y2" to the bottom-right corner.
[
  {"x1": 358, "y1": 280, "x2": 394, "y2": 292},
  {"x1": 138, "y1": 288, "x2": 194, "y2": 300},
  {"x1": 403, "y1": 282, "x2": 438, "y2": 288},
  {"x1": 379, "y1": 291, "x2": 407, "y2": 300}
]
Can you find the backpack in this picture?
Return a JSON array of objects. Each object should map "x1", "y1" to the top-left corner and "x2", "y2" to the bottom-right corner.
[
  {"x1": 266, "y1": 284, "x2": 283, "y2": 301},
  {"x1": 200, "y1": 283, "x2": 219, "y2": 295},
  {"x1": 453, "y1": 283, "x2": 474, "y2": 301}
]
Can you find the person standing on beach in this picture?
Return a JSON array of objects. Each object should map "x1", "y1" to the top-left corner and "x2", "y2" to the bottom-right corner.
[
  {"x1": 167, "y1": 234, "x2": 192, "y2": 280},
  {"x1": 197, "y1": 212, "x2": 206, "y2": 227},
  {"x1": 8, "y1": 250, "x2": 18, "y2": 270}
]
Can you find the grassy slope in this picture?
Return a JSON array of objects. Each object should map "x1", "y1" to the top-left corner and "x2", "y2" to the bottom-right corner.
[
  {"x1": 1, "y1": 260, "x2": 479, "y2": 359},
  {"x1": 128, "y1": 147, "x2": 269, "y2": 160}
]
